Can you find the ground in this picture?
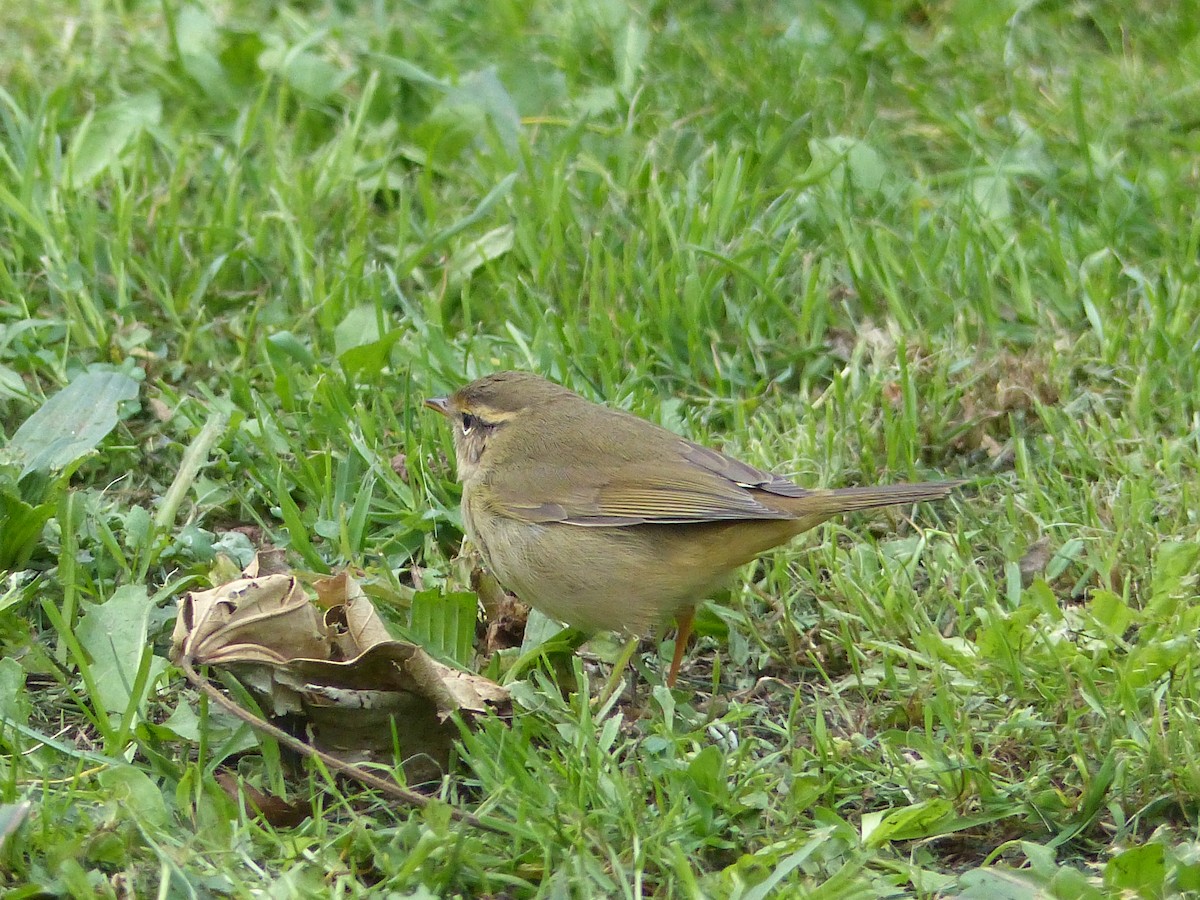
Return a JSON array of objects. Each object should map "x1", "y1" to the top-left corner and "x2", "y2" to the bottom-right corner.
[{"x1": 1, "y1": 0, "x2": 1199, "y2": 896}]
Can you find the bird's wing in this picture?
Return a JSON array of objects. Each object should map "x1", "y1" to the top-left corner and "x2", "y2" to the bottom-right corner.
[{"x1": 490, "y1": 438, "x2": 813, "y2": 526}]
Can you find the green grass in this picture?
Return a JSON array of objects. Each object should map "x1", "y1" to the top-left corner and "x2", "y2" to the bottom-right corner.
[{"x1": 3, "y1": 0, "x2": 1200, "y2": 895}]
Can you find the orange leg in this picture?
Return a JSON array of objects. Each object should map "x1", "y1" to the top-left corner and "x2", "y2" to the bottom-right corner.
[{"x1": 667, "y1": 608, "x2": 695, "y2": 688}]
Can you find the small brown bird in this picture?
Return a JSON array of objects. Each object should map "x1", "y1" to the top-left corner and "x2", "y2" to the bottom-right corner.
[{"x1": 427, "y1": 372, "x2": 956, "y2": 686}]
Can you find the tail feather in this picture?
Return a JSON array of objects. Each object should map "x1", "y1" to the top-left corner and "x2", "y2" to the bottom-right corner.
[
  {"x1": 824, "y1": 480, "x2": 962, "y2": 511},
  {"x1": 780, "y1": 480, "x2": 961, "y2": 519}
]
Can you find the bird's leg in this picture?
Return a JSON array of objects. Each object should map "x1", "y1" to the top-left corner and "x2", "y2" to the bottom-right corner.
[{"x1": 666, "y1": 608, "x2": 695, "y2": 688}]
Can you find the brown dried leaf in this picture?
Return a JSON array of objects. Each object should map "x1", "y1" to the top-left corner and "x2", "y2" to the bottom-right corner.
[
  {"x1": 170, "y1": 574, "x2": 331, "y2": 667},
  {"x1": 1019, "y1": 537, "x2": 1054, "y2": 587},
  {"x1": 390, "y1": 452, "x2": 409, "y2": 482},
  {"x1": 171, "y1": 557, "x2": 509, "y2": 782},
  {"x1": 403, "y1": 650, "x2": 511, "y2": 718},
  {"x1": 312, "y1": 570, "x2": 352, "y2": 608},
  {"x1": 486, "y1": 598, "x2": 528, "y2": 655},
  {"x1": 147, "y1": 397, "x2": 173, "y2": 423},
  {"x1": 949, "y1": 350, "x2": 1061, "y2": 459},
  {"x1": 214, "y1": 772, "x2": 312, "y2": 828},
  {"x1": 978, "y1": 433, "x2": 1007, "y2": 460},
  {"x1": 315, "y1": 571, "x2": 394, "y2": 655},
  {"x1": 471, "y1": 567, "x2": 528, "y2": 653},
  {"x1": 247, "y1": 548, "x2": 290, "y2": 577}
]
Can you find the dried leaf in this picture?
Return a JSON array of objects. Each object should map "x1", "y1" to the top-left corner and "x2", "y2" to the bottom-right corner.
[
  {"x1": 215, "y1": 771, "x2": 313, "y2": 828},
  {"x1": 247, "y1": 548, "x2": 290, "y2": 577},
  {"x1": 1019, "y1": 538, "x2": 1054, "y2": 587},
  {"x1": 484, "y1": 599, "x2": 528, "y2": 654},
  {"x1": 171, "y1": 557, "x2": 509, "y2": 782},
  {"x1": 314, "y1": 571, "x2": 394, "y2": 652},
  {"x1": 390, "y1": 453, "x2": 409, "y2": 482},
  {"x1": 171, "y1": 574, "x2": 331, "y2": 667},
  {"x1": 471, "y1": 566, "x2": 528, "y2": 653},
  {"x1": 147, "y1": 398, "x2": 173, "y2": 422}
]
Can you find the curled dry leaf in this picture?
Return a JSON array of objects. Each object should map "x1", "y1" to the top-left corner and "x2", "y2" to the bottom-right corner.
[
  {"x1": 246, "y1": 547, "x2": 290, "y2": 577},
  {"x1": 471, "y1": 565, "x2": 528, "y2": 653},
  {"x1": 214, "y1": 771, "x2": 313, "y2": 828},
  {"x1": 171, "y1": 563, "x2": 509, "y2": 784},
  {"x1": 172, "y1": 574, "x2": 330, "y2": 668},
  {"x1": 389, "y1": 452, "x2": 409, "y2": 482},
  {"x1": 1019, "y1": 537, "x2": 1054, "y2": 587}
]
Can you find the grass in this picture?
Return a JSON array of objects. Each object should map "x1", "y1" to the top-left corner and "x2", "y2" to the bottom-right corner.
[{"x1": 2, "y1": 0, "x2": 1200, "y2": 895}]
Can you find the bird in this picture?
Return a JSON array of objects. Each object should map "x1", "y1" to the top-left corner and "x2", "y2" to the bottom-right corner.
[{"x1": 427, "y1": 371, "x2": 957, "y2": 687}]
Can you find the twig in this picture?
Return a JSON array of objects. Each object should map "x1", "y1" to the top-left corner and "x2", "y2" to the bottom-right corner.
[{"x1": 178, "y1": 655, "x2": 508, "y2": 834}]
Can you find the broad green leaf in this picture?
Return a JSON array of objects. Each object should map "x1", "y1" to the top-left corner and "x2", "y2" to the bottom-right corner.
[
  {"x1": 75, "y1": 585, "x2": 167, "y2": 716},
  {"x1": 1171, "y1": 845, "x2": 1200, "y2": 893},
  {"x1": 453, "y1": 67, "x2": 521, "y2": 155},
  {"x1": 220, "y1": 30, "x2": 267, "y2": 90},
  {"x1": 259, "y1": 38, "x2": 349, "y2": 101},
  {"x1": 955, "y1": 868, "x2": 1048, "y2": 899},
  {"x1": 520, "y1": 608, "x2": 569, "y2": 653},
  {"x1": 686, "y1": 744, "x2": 724, "y2": 798},
  {"x1": 1023, "y1": 579, "x2": 1065, "y2": 622},
  {"x1": 0, "y1": 801, "x2": 32, "y2": 853},
  {"x1": 1088, "y1": 589, "x2": 1135, "y2": 638},
  {"x1": 67, "y1": 93, "x2": 162, "y2": 186},
  {"x1": 0, "y1": 477, "x2": 56, "y2": 569},
  {"x1": 265, "y1": 331, "x2": 317, "y2": 368},
  {"x1": 957, "y1": 839, "x2": 1105, "y2": 899},
  {"x1": 9, "y1": 369, "x2": 140, "y2": 477},
  {"x1": 969, "y1": 173, "x2": 1012, "y2": 224},
  {"x1": 0, "y1": 656, "x2": 30, "y2": 726},
  {"x1": 809, "y1": 136, "x2": 890, "y2": 193},
  {"x1": 333, "y1": 306, "x2": 384, "y2": 357},
  {"x1": 180, "y1": 49, "x2": 237, "y2": 106},
  {"x1": 150, "y1": 701, "x2": 255, "y2": 761},
  {"x1": 1146, "y1": 541, "x2": 1200, "y2": 619},
  {"x1": 448, "y1": 225, "x2": 515, "y2": 285},
  {"x1": 418, "y1": 67, "x2": 521, "y2": 159},
  {"x1": 338, "y1": 332, "x2": 404, "y2": 381},
  {"x1": 408, "y1": 588, "x2": 478, "y2": 666},
  {"x1": 281, "y1": 51, "x2": 347, "y2": 101},
  {"x1": 121, "y1": 505, "x2": 153, "y2": 554},
  {"x1": 174, "y1": 4, "x2": 220, "y2": 56},
  {"x1": 682, "y1": 743, "x2": 725, "y2": 823},
  {"x1": 862, "y1": 798, "x2": 954, "y2": 847},
  {"x1": 0, "y1": 364, "x2": 27, "y2": 401},
  {"x1": 1126, "y1": 635, "x2": 1191, "y2": 688},
  {"x1": 98, "y1": 766, "x2": 169, "y2": 831},
  {"x1": 332, "y1": 306, "x2": 404, "y2": 379},
  {"x1": 174, "y1": 6, "x2": 238, "y2": 105},
  {"x1": 1105, "y1": 843, "x2": 1165, "y2": 896},
  {"x1": 374, "y1": 54, "x2": 450, "y2": 89}
]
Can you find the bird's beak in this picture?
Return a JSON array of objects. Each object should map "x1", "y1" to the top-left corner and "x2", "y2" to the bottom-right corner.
[{"x1": 424, "y1": 397, "x2": 450, "y2": 416}]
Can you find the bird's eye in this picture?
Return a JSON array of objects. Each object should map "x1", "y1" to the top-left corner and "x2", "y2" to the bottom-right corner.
[{"x1": 460, "y1": 413, "x2": 478, "y2": 434}]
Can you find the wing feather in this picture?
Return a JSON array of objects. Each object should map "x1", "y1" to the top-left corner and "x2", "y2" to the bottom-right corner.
[{"x1": 491, "y1": 437, "x2": 812, "y2": 526}]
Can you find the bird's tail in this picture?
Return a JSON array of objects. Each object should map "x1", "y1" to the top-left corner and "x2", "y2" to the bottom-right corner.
[
  {"x1": 821, "y1": 480, "x2": 961, "y2": 511},
  {"x1": 778, "y1": 480, "x2": 960, "y2": 524}
]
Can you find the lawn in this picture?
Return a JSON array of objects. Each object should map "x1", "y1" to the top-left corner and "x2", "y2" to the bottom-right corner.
[{"x1": 2, "y1": 0, "x2": 1200, "y2": 896}]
